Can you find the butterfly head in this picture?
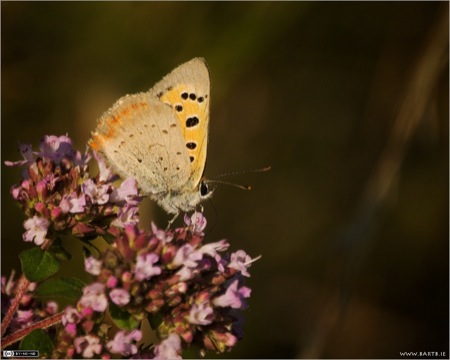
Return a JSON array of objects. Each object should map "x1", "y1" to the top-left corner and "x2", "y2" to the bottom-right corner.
[{"x1": 155, "y1": 178, "x2": 214, "y2": 215}]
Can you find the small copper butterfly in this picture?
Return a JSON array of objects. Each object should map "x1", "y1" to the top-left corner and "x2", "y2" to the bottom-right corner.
[{"x1": 89, "y1": 58, "x2": 213, "y2": 219}]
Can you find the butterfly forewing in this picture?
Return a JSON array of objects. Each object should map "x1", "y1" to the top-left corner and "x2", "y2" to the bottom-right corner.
[{"x1": 150, "y1": 58, "x2": 210, "y2": 189}]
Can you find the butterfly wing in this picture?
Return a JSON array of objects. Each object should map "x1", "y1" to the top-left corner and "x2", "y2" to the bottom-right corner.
[
  {"x1": 150, "y1": 58, "x2": 210, "y2": 190},
  {"x1": 89, "y1": 93, "x2": 192, "y2": 196}
]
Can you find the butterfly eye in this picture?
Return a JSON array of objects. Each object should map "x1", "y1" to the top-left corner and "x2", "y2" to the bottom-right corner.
[{"x1": 199, "y1": 182, "x2": 209, "y2": 197}]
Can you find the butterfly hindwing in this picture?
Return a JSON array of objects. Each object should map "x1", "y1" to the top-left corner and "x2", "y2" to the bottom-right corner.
[{"x1": 89, "y1": 93, "x2": 191, "y2": 195}]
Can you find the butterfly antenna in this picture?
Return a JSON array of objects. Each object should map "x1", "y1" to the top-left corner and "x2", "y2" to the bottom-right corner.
[
  {"x1": 210, "y1": 166, "x2": 272, "y2": 180},
  {"x1": 206, "y1": 179, "x2": 252, "y2": 191}
]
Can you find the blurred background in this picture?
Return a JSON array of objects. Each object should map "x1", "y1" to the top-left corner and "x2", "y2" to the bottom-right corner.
[{"x1": 2, "y1": 2, "x2": 448, "y2": 358}]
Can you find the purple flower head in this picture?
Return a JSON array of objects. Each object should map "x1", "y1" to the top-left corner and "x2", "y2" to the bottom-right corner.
[
  {"x1": 73, "y1": 146, "x2": 92, "y2": 170},
  {"x1": 60, "y1": 192, "x2": 86, "y2": 214},
  {"x1": 134, "y1": 253, "x2": 161, "y2": 281},
  {"x1": 184, "y1": 212, "x2": 207, "y2": 234},
  {"x1": 93, "y1": 151, "x2": 116, "y2": 183},
  {"x1": 106, "y1": 276, "x2": 118, "y2": 288},
  {"x1": 213, "y1": 280, "x2": 251, "y2": 309},
  {"x1": 106, "y1": 329, "x2": 142, "y2": 356},
  {"x1": 5, "y1": 134, "x2": 143, "y2": 244},
  {"x1": 84, "y1": 256, "x2": 102, "y2": 276},
  {"x1": 79, "y1": 283, "x2": 108, "y2": 312},
  {"x1": 199, "y1": 239, "x2": 229, "y2": 258},
  {"x1": 228, "y1": 250, "x2": 262, "y2": 277},
  {"x1": 176, "y1": 265, "x2": 196, "y2": 282},
  {"x1": 153, "y1": 333, "x2": 182, "y2": 360},
  {"x1": 23, "y1": 215, "x2": 49, "y2": 246},
  {"x1": 4, "y1": 143, "x2": 35, "y2": 168},
  {"x1": 172, "y1": 244, "x2": 202, "y2": 268},
  {"x1": 188, "y1": 301, "x2": 214, "y2": 325},
  {"x1": 65, "y1": 323, "x2": 77, "y2": 338},
  {"x1": 62, "y1": 306, "x2": 82, "y2": 326},
  {"x1": 38, "y1": 135, "x2": 75, "y2": 163},
  {"x1": 109, "y1": 177, "x2": 140, "y2": 205},
  {"x1": 74, "y1": 335, "x2": 102, "y2": 358},
  {"x1": 112, "y1": 203, "x2": 140, "y2": 228},
  {"x1": 82, "y1": 179, "x2": 109, "y2": 205},
  {"x1": 109, "y1": 288, "x2": 130, "y2": 306},
  {"x1": 16, "y1": 309, "x2": 34, "y2": 328},
  {"x1": 151, "y1": 222, "x2": 173, "y2": 243}
]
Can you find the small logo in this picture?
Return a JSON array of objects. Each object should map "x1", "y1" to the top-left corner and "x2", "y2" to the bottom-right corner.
[{"x1": 3, "y1": 350, "x2": 39, "y2": 358}]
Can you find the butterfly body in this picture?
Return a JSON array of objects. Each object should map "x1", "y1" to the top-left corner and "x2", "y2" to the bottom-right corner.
[{"x1": 89, "y1": 58, "x2": 213, "y2": 215}]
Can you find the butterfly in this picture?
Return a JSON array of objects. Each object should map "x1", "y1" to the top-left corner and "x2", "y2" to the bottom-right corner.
[{"x1": 88, "y1": 58, "x2": 213, "y2": 220}]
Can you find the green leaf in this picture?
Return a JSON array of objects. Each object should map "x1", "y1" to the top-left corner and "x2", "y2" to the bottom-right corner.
[
  {"x1": 47, "y1": 238, "x2": 72, "y2": 262},
  {"x1": 19, "y1": 329, "x2": 53, "y2": 357},
  {"x1": 109, "y1": 302, "x2": 140, "y2": 331},
  {"x1": 35, "y1": 277, "x2": 85, "y2": 301},
  {"x1": 19, "y1": 247, "x2": 61, "y2": 282}
]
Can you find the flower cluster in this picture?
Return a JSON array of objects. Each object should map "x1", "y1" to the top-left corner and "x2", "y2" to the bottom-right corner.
[
  {"x1": 54, "y1": 213, "x2": 258, "y2": 358},
  {"x1": 5, "y1": 135, "x2": 141, "y2": 245},
  {"x1": 4, "y1": 135, "x2": 260, "y2": 359}
]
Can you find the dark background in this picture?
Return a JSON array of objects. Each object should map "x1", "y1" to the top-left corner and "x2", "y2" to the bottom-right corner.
[{"x1": 2, "y1": 2, "x2": 448, "y2": 359}]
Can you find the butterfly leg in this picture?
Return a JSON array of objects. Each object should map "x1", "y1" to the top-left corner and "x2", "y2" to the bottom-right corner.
[{"x1": 166, "y1": 211, "x2": 180, "y2": 230}]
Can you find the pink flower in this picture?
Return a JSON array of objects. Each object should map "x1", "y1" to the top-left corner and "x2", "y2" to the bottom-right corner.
[
  {"x1": 23, "y1": 216, "x2": 49, "y2": 245},
  {"x1": 61, "y1": 306, "x2": 82, "y2": 325},
  {"x1": 213, "y1": 280, "x2": 251, "y2": 309},
  {"x1": 106, "y1": 276, "x2": 118, "y2": 288},
  {"x1": 184, "y1": 212, "x2": 207, "y2": 234},
  {"x1": 84, "y1": 256, "x2": 102, "y2": 275},
  {"x1": 74, "y1": 335, "x2": 102, "y2": 358},
  {"x1": 38, "y1": 135, "x2": 74, "y2": 162},
  {"x1": 151, "y1": 222, "x2": 173, "y2": 243},
  {"x1": 109, "y1": 177, "x2": 139, "y2": 204},
  {"x1": 172, "y1": 244, "x2": 204, "y2": 281},
  {"x1": 82, "y1": 179, "x2": 109, "y2": 205},
  {"x1": 109, "y1": 288, "x2": 130, "y2": 306},
  {"x1": 69, "y1": 193, "x2": 86, "y2": 213},
  {"x1": 188, "y1": 301, "x2": 214, "y2": 325},
  {"x1": 199, "y1": 239, "x2": 229, "y2": 257},
  {"x1": 106, "y1": 329, "x2": 142, "y2": 356},
  {"x1": 172, "y1": 244, "x2": 202, "y2": 268},
  {"x1": 16, "y1": 310, "x2": 33, "y2": 327},
  {"x1": 134, "y1": 253, "x2": 161, "y2": 281},
  {"x1": 153, "y1": 333, "x2": 182, "y2": 360},
  {"x1": 228, "y1": 250, "x2": 261, "y2": 277},
  {"x1": 112, "y1": 203, "x2": 139, "y2": 227},
  {"x1": 60, "y1": 193, "x2": 86, "y2": 214},
  {"x1": 65, "y1": 323, "x2": 77, "y2": 337},
  {"x1": 4, "y1": 143, "x2": 34, "y2": 168},
  {"x1": 176, "y1": 265, "x2": 196, "y2": 282},
  {"x1": 80, "y1": 283, "x2": 108, "y2": 312},
  {"x1": 93, "y1": 151, "x2": 115, "y2": 182},
  {"x1": 73, "y1": 146, "x2": 91, "y2": 169}
]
